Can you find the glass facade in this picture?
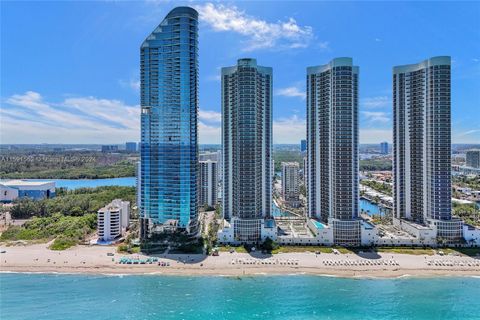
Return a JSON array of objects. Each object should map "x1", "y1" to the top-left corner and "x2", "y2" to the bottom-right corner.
[
  {"x1": 222, "y1": 58, "x2": 272, "y2": 242},
  {"x1": 306, "y1": 58, "x2": 360, "y2": 246},
  {"x1": 306, "y1": 58, "x2": 359, "y2": 223},
  {"x1": 393, "y1": 56, "x2": 452, "y2": 224},
  {"x1": 140, "y1": 7, "x2": 199, "y2": 236}
]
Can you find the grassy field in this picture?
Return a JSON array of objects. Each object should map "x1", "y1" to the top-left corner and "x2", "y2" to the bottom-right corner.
[
  {"x1": 442, "y1": 247, "x2": 480, "y2": 257},
  {"x1": 271, "y1": 246, "x2": 335, "y2": 254},
  {"x1": 217, "y1": 245, "x2": 480, "y2": 257},
  {"x1": 218, "y1": 245, "x2": 249, "y2": 253},
  {"x1": 217, "y1": 246, "x2": 355, "y2": 255},
  {"x1": 375, "y1": 247, "x2": 436, "y2": 255},
  {"x1": 376, "y1": 247, "x2": 480, "y2": 257}
]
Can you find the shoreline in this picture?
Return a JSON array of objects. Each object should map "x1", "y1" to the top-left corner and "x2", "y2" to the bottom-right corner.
[
  {"x1": 2, "y1": 267, "x2": 480, "y2": 279},
  {"x1": 1, "y1": 243, "x2": 479, "y2": 279}
]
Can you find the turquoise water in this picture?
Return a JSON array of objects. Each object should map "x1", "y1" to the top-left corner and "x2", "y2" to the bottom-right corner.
[
  {"x1": 272, "y1": 201, "x2": 293, "y2": 217},
  {"x1": 1, "y1": 274, "x2": 479, "y2": 320},
  {"x1": 5, "y1": 178, "x2": 392, "y2": 218},
  {"x1": 360, "y1": 198, "x2": 384, "y2": 216},
  {"x1": 312, "y1": 220, "x2": 325, "y2": 229}
]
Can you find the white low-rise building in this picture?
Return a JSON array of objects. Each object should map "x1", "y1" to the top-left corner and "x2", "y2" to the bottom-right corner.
[
  {"x1": 217, "y1": 218, "x2": 277, "y2": 244},
  {"x1": 97, "y1": 199, "x2": 130, "y2": 242},
  {"x1": 1, "y1": 180, "x2": 55, "y2": 201},
  {"x1": 360, "y1": 220, "x2": 378, "y2": 246},
  {"x1": 0, "y1": 184, "x2": 19, "y2": 203},
  {"x1": 217, "y1": 215, "x2": 480, "y2": 247},
  {"x1": 463, "y1": 224, "x2": 480, "y2": 246}
]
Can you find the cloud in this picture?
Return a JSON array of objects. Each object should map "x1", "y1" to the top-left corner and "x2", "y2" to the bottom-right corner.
[
  {"x1": 455, "y1": 129, "x2": 480, "y2": 137},
  {"x1": 452, "y1": 129, "x2": 480, "y2": 144},
  {"x1": 1, "y1": 91, "x2": 224, "y2": 144},
  {"x1": 194, "y1": 3, "x2": 315, "y2": 51},
  {"x1": 1, "y1": 91, "x2": 140, "y2": 143},
  {"x1": 275, "y1": 86, "x2": 306, "y2": 99},
  {"x1": 273, "y1": 115, "x2": 305, "y2": 144},
  {"x1": 360, "y1": 129, "x2": 392, "y2": 143},
  {"x1": 361, "y1": 96, "x2": 389, "y2": 109},
  {"x1": 119, "y1": 78, "x2": 140, "y2": 91},
  {"x1": 318, "y1": 41, "x2": 330, "y2": 50},
  {"x1": 361, "y1": 111, "x2": 390, "y2": 124},
  {"x1": 199, "y1": 121, "x2": 221, "y2": 144},
  {"x1": 199, "y1": 109, "x2": 221, "y2": 123},
  {"x1": 206, "y1": 74, "x2": 221, "y2": 82}
]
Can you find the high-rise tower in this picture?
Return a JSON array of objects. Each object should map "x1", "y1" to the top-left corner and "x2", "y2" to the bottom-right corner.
[
  {"x1": 199, "y1": 160, "x2": 218, "y2": 208},
  {"x1": 281, "y1": 162, "x2": 300, "y2": 207},
  {"x1": 393, "y1": 56, "x2": 462, "y2": 241},
  {"x1": 306, "y1": 57, "x2": 360, "y2": 246},
  {"x1": 222, "y1": 58, "x2": 272, "y2": 242},
  {"x1": 140, "y1": 7, "x2": 199, "y2": 238}
]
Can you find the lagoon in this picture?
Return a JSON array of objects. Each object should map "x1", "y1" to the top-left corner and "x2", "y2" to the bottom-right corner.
[
  {"x1": 5, "y1": 178, "x2": 392, "y2": 218},
  {"x1": 0, "y1": 177, "x2": 137, "y2": 189}
]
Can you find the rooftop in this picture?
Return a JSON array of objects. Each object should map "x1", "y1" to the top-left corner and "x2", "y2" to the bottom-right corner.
[{"x1": 2, "y1": 180, "x2": 54, "y2": 187}]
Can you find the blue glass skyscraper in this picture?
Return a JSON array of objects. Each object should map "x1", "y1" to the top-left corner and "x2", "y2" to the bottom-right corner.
[
  {"x1": 300, "y1": 139, "x2": 307, "y2": 153},
  {"x1": 140, "y1": 7, "x2": 199, "y2": 238}
]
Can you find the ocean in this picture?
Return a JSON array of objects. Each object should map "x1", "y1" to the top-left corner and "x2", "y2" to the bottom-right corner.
[{"x1": 1, "y1": 274, "x2": 479, "y2": 319}]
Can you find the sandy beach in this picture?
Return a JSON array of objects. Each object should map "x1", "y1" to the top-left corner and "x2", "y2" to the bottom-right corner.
[{"x1": 1, "y1": 243, "x2": 479, "y2": 278}]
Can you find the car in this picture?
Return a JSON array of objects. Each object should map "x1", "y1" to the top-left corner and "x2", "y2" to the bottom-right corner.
[
  {"x1": 0, "y1": 250, "x2": 6, "y2": 254},
  {"x1": 107, "y1": 253, "x2": 114, "y2": 256}
]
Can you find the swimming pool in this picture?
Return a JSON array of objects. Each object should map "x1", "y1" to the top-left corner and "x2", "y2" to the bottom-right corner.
[{"x1": 312, "y1": 220, "x2": 325, "y2": 229}]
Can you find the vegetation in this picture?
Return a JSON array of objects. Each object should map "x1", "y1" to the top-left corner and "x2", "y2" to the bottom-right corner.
[
  {"x1": 202, "y1": 204, "x2": 216, "y2": 212},
  {"x1": 9, "y1": 186, "x2": 136, "y2": 219},
  {"x1": 1, "y1": 186, "x2": 136, "y2": 250},
  {"x1": 360, "y1": 158, "x2": 392, "y2": 171},
  {"x1": 50, "y1": 236, "x2": 78, "y2": 250},
  {"x1": 273, "y1": 150, "x2": 303, "y2": 172},
  {"x1": 204, "y1": 219, "x2": 220, "y2": 255},
  {"x1": 360, "y1": 180, "x2": 392, "y2": 196},
  {"x1": 0, "y1": 213, "x2": 96, "y2": 247},
  {"x1": 0, "y1": 152, "x2": 136, "y2": 179},
  {"x1": 261, "y1": 237, "x2": 280, "y2": 252},
  {"x1": 376, "y1": 247, "x2": 480, "y2": 257},
  {"x1": 170, "y1": 238, "x2": 205, "y2": 254},
  {"x1": 218, "y1": 245, "x2": 248, "y2": 253},
  {"x1": 299, "y1": 184, "x2": 306, "y2": 197},
  {"x1": 267, "y1": 246, "x2": 480, "y2": 256},
  {"x1": 271, "y1": 246, "x2": 354, "y2": 254},
  {"x1": 375, "y1": 247, "x2": 436, "y2": 255},
  {"x1": 452, "y1": 203, "x2": 480, "y2": 227},
  {"x1": 453, "y1": 175, "x2": 480, "y2": 190},
  {"x1": 141, "y1": 231, "x2": 204, "y2": 254},
  {"x1": 443, "y1": 247, "x2": 480, "y2": 257},
  {"x1": 117, "y1": 244, "x2": 140, "y2": 254}
]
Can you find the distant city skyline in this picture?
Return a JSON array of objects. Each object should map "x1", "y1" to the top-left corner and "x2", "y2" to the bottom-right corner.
[{"x1": 1, "y1": 1, "x2": 479, "y2": 144}]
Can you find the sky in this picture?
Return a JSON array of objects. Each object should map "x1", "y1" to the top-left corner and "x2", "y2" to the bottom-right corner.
[{"x1": 1, "y1": 1, "x2": 479, "y2": 145}]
